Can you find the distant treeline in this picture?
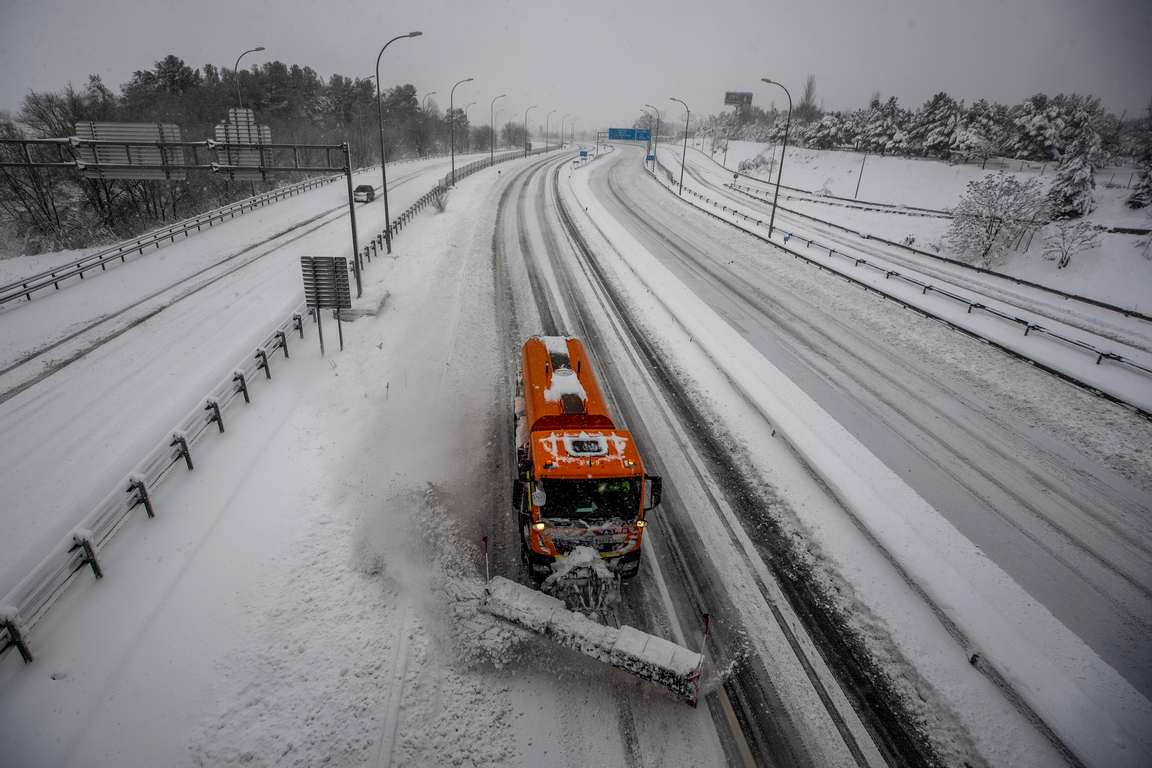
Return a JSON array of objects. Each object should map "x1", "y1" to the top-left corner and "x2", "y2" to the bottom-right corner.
[
  {"x1": 637, "y1": 77, "x2": 1152, "y2": 217},
  {"x1": 0, "y1": 55, "x2": 528, "y2": 253}
]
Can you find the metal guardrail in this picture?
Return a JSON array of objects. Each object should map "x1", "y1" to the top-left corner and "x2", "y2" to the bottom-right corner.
[
  {"x1": 645, "y1": 161, "x2": 1152, "y2": 415},
  {"x1": 0, "y1": 144, "x2": 564, "y2": 665},
  {"x1": 0, "y1": 174, "x2": 341, "y2": 309},
  {"x1": 726, "y1": 183, "x2": 1152, "y2": 324},
  {"x1": 355, "y1": 148, "x2": 553, "y2": 267},
  {"x1": 1, "y1": 303, "x2": 314, "y2": 663}
]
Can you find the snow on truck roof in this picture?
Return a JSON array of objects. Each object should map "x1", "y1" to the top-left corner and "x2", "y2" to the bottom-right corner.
[{"x1": 520, "y1": 336, "x2": 614, "y2": 433}]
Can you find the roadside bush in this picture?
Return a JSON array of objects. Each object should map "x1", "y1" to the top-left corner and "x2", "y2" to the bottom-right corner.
[{"x1": 430, "y1": 185, "x2": 449, "y2": 213}]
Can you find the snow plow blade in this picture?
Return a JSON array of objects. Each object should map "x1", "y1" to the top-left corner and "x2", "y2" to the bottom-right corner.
[{"x1": 480, "y1": 575, "x2": 703, "y2": 704}]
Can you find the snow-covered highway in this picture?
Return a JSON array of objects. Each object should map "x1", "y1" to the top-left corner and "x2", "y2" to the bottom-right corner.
[{"x1": 0, "y1": 142, "x2": 1149, "y2": 768}]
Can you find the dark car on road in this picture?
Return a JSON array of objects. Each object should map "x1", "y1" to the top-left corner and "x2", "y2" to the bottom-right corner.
[{"x1": 353, "y1": 184, "x2": 375, "y2": 203}]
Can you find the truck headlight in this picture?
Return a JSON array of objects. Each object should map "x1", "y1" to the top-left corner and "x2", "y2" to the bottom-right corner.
[{"x1": 533, "y1": 522, "x2": 546, "y2": 531}]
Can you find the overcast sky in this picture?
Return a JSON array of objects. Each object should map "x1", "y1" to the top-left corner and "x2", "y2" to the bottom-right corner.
[{"x1": 2, "y1": 0, "x2": 1150, "y2": 133}]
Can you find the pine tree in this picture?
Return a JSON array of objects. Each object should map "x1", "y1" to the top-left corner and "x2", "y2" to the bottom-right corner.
[
  {"x1": 912, "y1": 92, "x2": 962, "y2": 158},
  {"x1": 1047, "y1": 96, "x2": 1104, "y2": 218},
  {"x1": 1048, "y1": 152, "x2": 1095, "y2": 218},
  {"x1": 1127, "y1": 99, "x2": 1152, "y2": 209}
]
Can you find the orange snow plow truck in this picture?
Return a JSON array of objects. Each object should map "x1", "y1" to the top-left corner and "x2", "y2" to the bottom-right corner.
[
  {"x1": 513, "y1": 335, "x2": 661, "y2": 581},
  {"x1": 479, "y1": 335, "x2": 703, "y2": 703}
]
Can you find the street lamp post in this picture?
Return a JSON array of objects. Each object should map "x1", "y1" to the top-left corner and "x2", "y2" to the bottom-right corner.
[
  {"x1": 559, "y1": 114, "x2": 570, "y2": 149},
  {"x1": 645, "y1": 104, "x2": 662, "y2": 167},
  {"x1": 375, "y1": 31, "x2": 422, "y2": 255},
  {"x1": 490, "y1": 94, "x2": 505, "y2": 165},
  {"x1": 234, "y1": 47, "x2": 265, "y2": 109},
  {"x1": 420, "y1": 92, "x2": 436, "y2": 158},
  {"x1": 571, "y1": 119, "x2": 578, "y2": 147},
  {"x1": 463, "y1": 102, "x2": 476, "y2": 154},
  {"x1": 450, "y1": 77, "x2": 473, "y2": 186},
  {"x1": 761, "y1": 78, "x2": 792, "y2": 239},
  {"x1": 640, "y1": 107, "x2": 657, "y2": 162},
  {"x1": 545, "y1": 110, "x2": 556, "y2": 152},
  {"x1": 670, "y1": 97, "x2": 689, "y2": 195},
  {"x1": 524, "y1": 105, "x2": 537, "y2": 157}
]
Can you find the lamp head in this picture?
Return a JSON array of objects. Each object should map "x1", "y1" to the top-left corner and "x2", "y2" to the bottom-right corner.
[
  {"x1": 408, "y1": 31, "x2": 422, "y2": 37},
  {"x1": 254, "y1": 47, "x2": 266, "y2": 52}
]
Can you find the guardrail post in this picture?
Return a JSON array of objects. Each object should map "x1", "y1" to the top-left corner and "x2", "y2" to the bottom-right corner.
[
  {"x1": 275, "y1": 329, "x2": 289, "y2": 358},
  {"x1": 0, "y1": 609, "x2": 33, "y2": 663},
  {"x1": 255, "y1": 348, "x2": 271, "y2": 380},
  {"x1": 128, "y1": 476, "x2": 155, "y2": 518},
  {"x1": 205, "y1": 398, "x2": 225, "y2": 433},
  {"x1": 171, "y1": 432, "x2": 193, "y2": 470},
  {"x1": 233, "y1": 370, "x2": 250, "y2": 403},
  {"x1": 293, "y1": 313, "x2": 304, "y2": 339},
  {"x1": 70, "y1": 530, "x2": 103, "y2": 579}
]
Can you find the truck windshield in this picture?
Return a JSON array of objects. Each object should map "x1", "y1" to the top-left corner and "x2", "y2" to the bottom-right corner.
[{"x1": 541, "y1": 478, "x2": 640, "y2": 520}]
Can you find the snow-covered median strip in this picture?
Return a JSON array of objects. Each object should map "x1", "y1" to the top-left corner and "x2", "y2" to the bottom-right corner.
[{"x1": 564, "y1": 160, "x2": 1152, "y2": 767}]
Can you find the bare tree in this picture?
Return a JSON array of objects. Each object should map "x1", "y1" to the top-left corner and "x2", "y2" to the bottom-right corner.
[
  {"x1": 1042, "y1": 221, "x2": 1102, "y2": 268},
  {"x1": 947, "y1": 172, "x2": 1049, "y2": 266},
  {"x1": 794, "y1": 75, "x2": 822, "y2": 124}
]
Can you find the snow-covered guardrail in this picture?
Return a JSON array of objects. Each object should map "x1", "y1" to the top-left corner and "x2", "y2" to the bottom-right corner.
[
  {"x1": 0, "y1": 174, "x2": 342, "y2": 309},
  {"x1": 647, "y1": 160, "x2": 1152, "y2": 416},
  {"x1": 729, "y1": 170, "x2": 952, "y2": 217},
  {"x1": 0, "y1": 303, "x2": 316, "y2": 664},
  {"x1": 727, "y1": 183, "x2": 1152, "y2": 324},
  {"x1": 356, "y1": 148, "x2": 555, "y2": 266},
  {"x1": 0, "y1": 145, "x2": 573, "y2": 665}
]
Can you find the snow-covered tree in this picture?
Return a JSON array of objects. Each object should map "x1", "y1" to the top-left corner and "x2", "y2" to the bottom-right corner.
[
  {"x1": 859, "y1": 96, "x2": 911, "y2": 155},
  {"x1": 1127, "y1": 99, "x2": 1152, "y2": 209},
  {"x1": 948, "y1": 172, "x2": 1049, "y2": 266},
  {"x1": 1048, "y1": 152, "x2": 1095, "y2": 218},
  {"x1": 804, "y1": 112, "x2": 849, "y2": 149},
  {"x1": 1007, "y1": 94, "x2": 1063, "y2": 160},
  {"x1": 1047, "y1": 96, "x2": 1104, "y2": 218},
  {"x1": 912, "y1": 92, "x2": 963, "y2": 158},
  {"x1": 1042, "y1": 221, "x2": 1102, "y2": 268}
]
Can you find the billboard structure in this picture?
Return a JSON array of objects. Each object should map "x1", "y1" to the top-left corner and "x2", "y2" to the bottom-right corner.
[
  {"x1": 214, "y1": 109, "x2": 272, "y2": 181},
  {"x1": 724, "y1": 92, "x2": 753, "y2": 106},
  {"x1": 74, "y1": 122, "x2": 185, "y2": 180}
]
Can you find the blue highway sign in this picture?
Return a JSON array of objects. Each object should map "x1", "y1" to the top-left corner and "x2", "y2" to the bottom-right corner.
[{"x1": 608, "y1": 128, "x2": 651, "y2": 141}]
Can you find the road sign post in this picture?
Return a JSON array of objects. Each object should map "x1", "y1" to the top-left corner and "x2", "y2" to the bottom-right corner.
[{"x1": 301, "y1": 256, "x2": 352, "y2": 355}]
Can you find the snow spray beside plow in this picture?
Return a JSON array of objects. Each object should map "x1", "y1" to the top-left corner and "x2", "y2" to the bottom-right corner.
[{"x1": 479, "y1": 568, "x2": 707, "y2": 704}]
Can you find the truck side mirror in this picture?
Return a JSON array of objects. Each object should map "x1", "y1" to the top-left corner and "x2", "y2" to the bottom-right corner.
[{"x1": 644, "y1": 475, "x2": 662, "y2": 510}]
